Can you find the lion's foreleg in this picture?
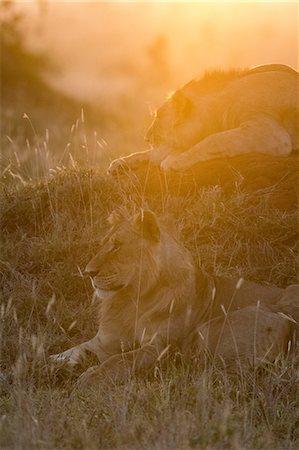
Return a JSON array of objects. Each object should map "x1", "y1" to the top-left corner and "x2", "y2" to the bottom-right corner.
[
  {"x1": 161, "y1": 116, "x2": 292, "y2": 171},
  {"x1": 76, "y1": 342, "x2": 167, "y2": 386},
  {"x1": 107, "y1": 149, "x2": 152, "y2": 174},
  {"x1": 49, "y1": 335, "x2": 110, "y2": 367},
  {"x1": 108, "y1": 146, "x2": 172, "y2": 174}
]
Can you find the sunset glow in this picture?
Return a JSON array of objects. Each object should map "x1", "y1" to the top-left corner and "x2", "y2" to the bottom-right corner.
[{"x1": 22, "y1": 1, "x2": 298, "y2": 106}]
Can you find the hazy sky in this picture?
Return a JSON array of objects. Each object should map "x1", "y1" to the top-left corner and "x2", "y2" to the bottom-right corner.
[{"x1": 24, "y1": 1, "x2": 298, "y2": 111}]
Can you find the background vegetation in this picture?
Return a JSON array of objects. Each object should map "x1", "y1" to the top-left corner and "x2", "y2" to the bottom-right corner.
[{"x1": 0, "y1": 2, "x2": 298, "y2": 449}]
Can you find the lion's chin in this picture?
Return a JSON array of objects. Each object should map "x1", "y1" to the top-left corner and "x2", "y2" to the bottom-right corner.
[
  {"x1": 95, "y1": 288, "x2": 117, "y2": 300},
  {"x1": 95, "y1": 286, "x2": 122, "y2": 300}
]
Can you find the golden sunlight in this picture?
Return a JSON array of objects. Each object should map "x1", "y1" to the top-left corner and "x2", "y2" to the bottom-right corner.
[
  {"x1": 1, "y1": 2, "x2": 299, "y2": 448},
  {"x1": 4, "y1": 0, "x2": 298, "y2": 170},
  {"x1": 24, "y1": 1, "x2": 298, "y2": 106}
]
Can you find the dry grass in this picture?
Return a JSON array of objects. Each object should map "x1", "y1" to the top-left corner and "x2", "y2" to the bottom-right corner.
[{"x1": 0, "y1": 159, "x2": 298, "y2": 449}]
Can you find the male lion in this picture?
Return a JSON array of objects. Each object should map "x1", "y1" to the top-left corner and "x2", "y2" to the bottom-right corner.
[
  {"x1": 108, "y1": 64, "x2": 299, "y2": 173},
  {"x1": 50, "y1": 210, "x2": 299, "y2": 384}
]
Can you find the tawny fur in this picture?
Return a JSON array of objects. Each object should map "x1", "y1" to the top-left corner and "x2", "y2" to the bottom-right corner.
[{"x1": 108, "y1": 64, "x2": 299, "y2": 174}]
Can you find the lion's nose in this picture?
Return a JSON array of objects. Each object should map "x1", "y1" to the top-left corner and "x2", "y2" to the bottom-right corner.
[{"x1": 85, "y1": 267, "x2": 98, "y2": 278}]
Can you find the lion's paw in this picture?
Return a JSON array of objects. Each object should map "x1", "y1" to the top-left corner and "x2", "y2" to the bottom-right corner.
[
  {"x1": 160, "y1": 155, "x2": 187, "y2": 172},
  {"x1": 76, "y1": 365, "x2": 103, "y2": 388},
  {"x1": 49, "y1": 349, "x2": 81, "y2": 367},
  {"x1": 107, "y1": 158, "x2": 129, "y2": 176}
]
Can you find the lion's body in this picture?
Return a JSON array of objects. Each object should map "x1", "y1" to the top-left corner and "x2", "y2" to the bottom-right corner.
[
  {"x1": 50, "y1": 210, "x2": 299, "y2": 383},
  {"x1": 108, "y1": 64, "x2": 299, "y2": 173}
]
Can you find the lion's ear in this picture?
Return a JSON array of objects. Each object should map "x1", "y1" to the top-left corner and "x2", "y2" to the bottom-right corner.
[
  {"x1": 108, "y1": 211, "x2": 121, "y2": 226},
  {"x1": 134, "y1": 210, "x2": 160, "y2": 243}
]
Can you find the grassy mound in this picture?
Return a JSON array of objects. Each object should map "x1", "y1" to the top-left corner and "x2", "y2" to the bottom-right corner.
[{"x1": 0, "y1": 164, "x2": 298, "y2": 449}]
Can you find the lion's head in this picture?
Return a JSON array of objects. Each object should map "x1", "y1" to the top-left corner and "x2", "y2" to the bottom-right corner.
[
  {"x1": 85, "y1": 209, "x2": 196, "y2": 305},
  {"x1": 85, "y1": 210, "x2": 165, "y2": 300},
  {"x1": 145, "y1": 89, "x2": 203, "y2": 153},
  {"x1": 145, "y1": 70, "x2": 249, "y2": 153}
]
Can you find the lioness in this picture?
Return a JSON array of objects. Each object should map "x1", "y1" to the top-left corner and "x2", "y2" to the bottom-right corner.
[
  {"x1": 108, "y1": 64, "x2": 299, "y2": 173},
  {"x1": 50, "y1": 210, "x2": 299, "y2": 384}
]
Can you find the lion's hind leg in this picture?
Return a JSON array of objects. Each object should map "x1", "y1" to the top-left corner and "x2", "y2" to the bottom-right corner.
[{"x1": 196, "y1": 305, "x2": 293, "y2": 370}]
